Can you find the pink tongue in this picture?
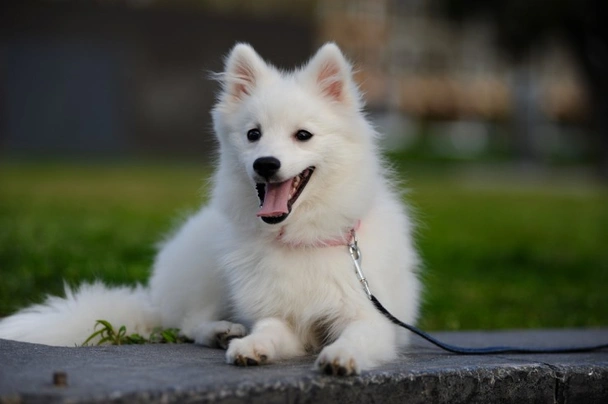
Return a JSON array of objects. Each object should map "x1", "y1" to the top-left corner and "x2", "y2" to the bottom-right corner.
[{"x1": 257, "y1": 179, "x2": 294, "y2": 217}]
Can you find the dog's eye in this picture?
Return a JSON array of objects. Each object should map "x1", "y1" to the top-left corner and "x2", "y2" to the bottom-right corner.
[
  {"x1": 295, "y1": 130, "x2": 313, "y2": 142},
  {"x1": 247, "y1": 129, "x2": 261, "y2": 142}
]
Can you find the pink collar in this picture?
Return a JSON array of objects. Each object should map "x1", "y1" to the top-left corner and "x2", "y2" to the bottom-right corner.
[{"x1": 276, "y1": 220, "x2": 361, "y2": 248}]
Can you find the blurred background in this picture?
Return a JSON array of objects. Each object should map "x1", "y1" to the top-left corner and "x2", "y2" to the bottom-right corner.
[
  {"x1": 0, "y1": 0, "x2": 606, "y2": 332},
  {"x1": 2, "y1": 0, "x2": 607, "y2": 167}
]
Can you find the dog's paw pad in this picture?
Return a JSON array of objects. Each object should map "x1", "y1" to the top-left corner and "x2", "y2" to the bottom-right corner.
[
  {"x1": 226, "y1": 337, "x2": 272, "y2": 367},
  {"x1": 315, "y1": 346, "x2": 360, "y2": 376},
  {"x1": 318, "y1": 357, "x2": 357, "y2": 376},
  {"x1": 232, "y1": 351, "x2": 268, "y2": 367},
  {"x1": 233, "y1": 355, "x2": 258, "y2": 366}
]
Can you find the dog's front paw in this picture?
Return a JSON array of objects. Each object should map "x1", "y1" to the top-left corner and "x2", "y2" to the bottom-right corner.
[
  {"x1": 226, "y1": 335, "x2": 272, "y2": 366},
  {"x1": 192, "y1": 321, "x2": 247, "y2": 349},
  {"x1": 215, "y1": 322, "x2": 247, "y2": 349},
  {"x1": 315, "y1": 344, "x2": 361, "y2": 376}
]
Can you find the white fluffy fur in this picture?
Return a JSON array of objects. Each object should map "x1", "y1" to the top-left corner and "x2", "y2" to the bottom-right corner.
[
  {"x1": 0, "y1": 282, "x2": 159, "y2": 346},
  {"x1": 0, "y1": 43, "x2": 421, "y2": 375}
]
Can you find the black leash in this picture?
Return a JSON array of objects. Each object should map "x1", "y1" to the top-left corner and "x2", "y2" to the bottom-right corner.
[
  {"x1": 370, "y1": 295, "x2": 608, "y2": 354},
  {"x1": 347, "y1": 231, "x2": 608, "y2": 355}
]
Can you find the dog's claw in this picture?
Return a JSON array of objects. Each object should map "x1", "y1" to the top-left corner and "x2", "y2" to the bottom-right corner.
[
  {"x1": 234, "y1": 355, "x2": 257, "y2": 366},
  {"x1": 317, "y1": 357, "x2": 358, "y2": 376},
  {"x1": 233, "y1": 354, "x2": 265, "y2": 367}
]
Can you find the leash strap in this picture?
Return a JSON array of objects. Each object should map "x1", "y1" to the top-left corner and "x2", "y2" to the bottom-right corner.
[{"x1": 347, "y1": 231, "x2": 608, "y2": 355}]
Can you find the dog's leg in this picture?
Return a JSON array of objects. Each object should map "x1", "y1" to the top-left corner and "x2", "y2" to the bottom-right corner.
[
  {"x1": 315, "y1": 316, "x2": 396, "y2": 376},
  {"x1": 225, "y1": 317, "x2": 305, "y2": 366},
  {"x1": 190, "y1": 321, "x2": 248, "y2": 349}
]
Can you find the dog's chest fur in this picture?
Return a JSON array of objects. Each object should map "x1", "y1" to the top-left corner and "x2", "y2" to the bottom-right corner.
[{"x1": 221, "y1": 240, "x2": 364, "y2": 350}]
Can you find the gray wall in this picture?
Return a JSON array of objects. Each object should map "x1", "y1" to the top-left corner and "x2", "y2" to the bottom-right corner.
[{"x1": 0, "y1": 3, "x2": 313, "y2": 159}]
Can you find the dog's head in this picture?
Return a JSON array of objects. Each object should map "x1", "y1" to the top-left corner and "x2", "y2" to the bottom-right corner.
[{"x1": 211, "y1": 43, "x2": 378, "y2": 233}]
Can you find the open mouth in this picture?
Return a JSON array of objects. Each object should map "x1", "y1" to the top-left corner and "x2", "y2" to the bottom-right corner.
[{"x1": 256, "y1": 167, "x2": 315, "y2": 224}]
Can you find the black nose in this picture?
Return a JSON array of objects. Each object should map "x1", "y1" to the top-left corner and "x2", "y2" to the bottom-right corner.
[{"x1": 253, "y1": 156, "x2": 281, "y2": 179}]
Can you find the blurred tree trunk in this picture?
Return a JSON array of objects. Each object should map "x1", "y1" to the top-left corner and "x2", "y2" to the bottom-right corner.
[{"x1": 511, "y1": 59, "x2": 541, "y2": 166}]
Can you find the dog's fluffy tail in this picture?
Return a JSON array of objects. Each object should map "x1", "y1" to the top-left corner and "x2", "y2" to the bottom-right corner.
[{"x1": 0, "y1": 282, "x2": 161, "y2": 346}]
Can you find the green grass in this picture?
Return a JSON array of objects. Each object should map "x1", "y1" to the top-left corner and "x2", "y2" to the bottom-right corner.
[
  {"x1": 82, "y1": 320, "x2": 186, "y2": 346},
  {"x1": 1, "y1": 161, "x2": 607, "y2": 331}
]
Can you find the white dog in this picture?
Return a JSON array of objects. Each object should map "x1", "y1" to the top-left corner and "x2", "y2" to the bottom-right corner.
[{"x1": 0, "y1": 43, "x2": 421, "y2": 375}]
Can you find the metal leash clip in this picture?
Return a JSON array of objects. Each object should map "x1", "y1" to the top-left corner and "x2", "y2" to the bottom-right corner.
[{"x1": 348, "y1": 230, "x2": 372, "y2": 300}]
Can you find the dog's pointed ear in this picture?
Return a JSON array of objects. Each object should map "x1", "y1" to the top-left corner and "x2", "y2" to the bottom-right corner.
[
  {"x1": 221, "y1": 43, "x2": 267, "y2": 102},
  {"x1": 304, "y1": 43, "x2": 360, "y2": 107}
]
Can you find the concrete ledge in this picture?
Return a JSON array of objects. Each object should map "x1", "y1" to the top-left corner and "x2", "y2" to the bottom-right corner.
[{"x1": 1, "y1": 329, "x2": 607, "y2": 403}]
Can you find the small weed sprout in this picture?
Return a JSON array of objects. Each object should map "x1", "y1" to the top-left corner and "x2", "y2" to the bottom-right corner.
[{"x1": 82, "y1": 320, "x2": 188, "y2": 346}]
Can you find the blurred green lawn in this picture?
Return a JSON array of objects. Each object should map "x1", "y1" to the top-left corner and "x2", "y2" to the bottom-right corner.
[{"x1": 1, "y1": 161, "x2": 607, "y2": 330}]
